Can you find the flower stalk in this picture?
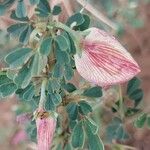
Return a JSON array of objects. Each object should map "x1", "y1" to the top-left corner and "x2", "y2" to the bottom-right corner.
[{"x1": 38, "y1": 78, "x2": 47, "y2": 109}]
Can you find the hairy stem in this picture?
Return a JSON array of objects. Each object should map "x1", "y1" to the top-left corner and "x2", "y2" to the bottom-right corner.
[
  {"x1": 118, "y1": 84, "x2": 124, "y2": 120},
  {"x1": 38, "y1": 78, "x2": 47, "y2": 109}
]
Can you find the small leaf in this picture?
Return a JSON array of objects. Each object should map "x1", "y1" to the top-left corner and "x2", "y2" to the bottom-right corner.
[
  {"x1": 23, "y1": 84, "x2": 34, "y2": 101},
  {"x1": 127, "y1": 77, "x2": 141, "y2": 95},
  {"x1": 64, "y1": 143, "x2": 72, "y2": 150},
  {"x1": 85, "y1": 118, "x2": 98, "y2": 134},
  {"x1": 0, "y1": 82, "x2": 17, "y2": 97},
  {"x1": 52, "y1": 5, "x2": 62, "y2": 15},
  {"x1": 129, "y1": 89, "x2": 143, "y2": 107},
  {"x1": 78, "y1": 101, "x2": 92, "y2": 115},
  {"x1": 49, "y1": 93, "x2": 62, "y2": 106},
  {"x1": 76, "y1": 14, "x2": 90, "y2": 31},
  {"x1": 15, "y1": 0, "x2": 27, "y2": 18},
  {"x1": 40, "y1": 37, "x2": 52, "y2": 56},
  {"x1": 63, "y1": 83, "x2": 76, "y2": 93},
  {"x1": 56, "y1": 49, "x2": 70, "y2": 64},
  {"x1": 19, "y1": 25, "x2": 33, "y2": 44},
  {"x1": 83, "y1": 86, "x2": 102, "y2": 98},
  {"x1": 129, "y1": 89, "x2": 143, "y2": 101},
  {"x1": 52, "y1": 63, "x2": 63, "y2": 78},
  {"x1": 5, "y1": 48, "x2": 33, "y2": 69},
  {"x1": 36, "y1": 0, "x2": 51, "y2": 17},
  {"x1": 14, "y1": 65, "x2": 32, "y2": 88},
  {"x1": 67, "y1": 33, "x2": 76, "y2": 54},
  {"x1": 125, "y1": 108, "x2": 141, "y2": 117},
  {"x1": 10, "y1": 10, "x2": 29, "y2": 21},
  {"x1": 55, "y1": 35, "x2": 69, "y2": 51},
  {"x1": 106, "y1": 117, "x2": 129, "y2": 142},
  {"x1": 66, "y1": 102, "x2": 78, "y2": 120},
  {"x1": 134, "y1": 113, "x2": 147, "y2": 128},
  {"x1": 66, "y1": 13, "x2": 85, "y2": 27},
  {"x1": 64, "y1": 64, "x2": 74, "y2": 80},
  {"x1": 45, "y1": 94, "x2": 56, "y2": 111},
  {"x1": 7, "y1": 23, "x2": 28, "y2": 37},
  {"x1": 48, "y1": 78, "x2": 60, "y2": 93},
  {"x1": 71, "y1": 121, "x2": 85, "y2": 148},
  {"x1": 85, "y1": 124, "x2": 104, "y2": 150},
  {"x1": 0, "y1": 74, "x2": 12, "y2": 85}
]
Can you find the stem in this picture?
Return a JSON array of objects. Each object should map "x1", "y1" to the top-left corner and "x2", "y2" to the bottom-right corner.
[
  {"x1": 38, "y1": 78, "x2": 47, "y2": 109},
  {"x1": 118, "y1": 84, "x2": 124, "y2": 120}
]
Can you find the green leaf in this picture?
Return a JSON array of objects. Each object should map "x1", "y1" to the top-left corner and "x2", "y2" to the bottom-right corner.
[
  {"x1": 36, "y1": 0, "x2": 51, "y2": 17},
  {"x1": 19, "y1": 25, "x2": 33, "y2": 44},
  {"x1": 106, "y1": 117, "x2": 129, "y2": 142},
  {"x1": 83, "y1": 86, "x2": 102, "y2": 98},
  {"x1": 26, "y1": 122, "x2": 37, "y2": 142},
  {"x1": 0, "y1": 0, "x2": 15, "y2": 16},
  {"x1": 125, "y1": 108, "x2": 141, "y2": 117},
  {"x1": 7, "y1": 23, "x2": 28, "y2": 37},
  {"x1": 5, "y1": 48, "x2": 33, "y2": 69},
  {"x1": 64, "y1": 143, "x2": 72, "y2": 150},
  {"x1": 52, "y1": 63, "x2": 63, "y2": 78},
  {"x1": 48, "y1": 78, "x2": 60, "y2": 93},
  {"x1": 14, "y1": 65, "x2": 32, "y2": 88},
  {"x1": 29, "y1": 0, "x2": 40, "y2": 5},
  {"x1": 78, "y1": 101, "x2": 92, "y2": 115},
  {"x1": 76, "y1": 14, "x2": 90, "y2": 31},
  {"x1": 85, "y1": 123, "x2": 104, "y2": 150},
  {"x1": 129, "y1": 89, "x2": 143, "y2": 101},
  {"x1": 66, "y1": 102, "x2": 78, "y2": 120},
  {"x1": 31, "y1": 52, "x2": 47, "y2": 76},
  {"x1": 67, "y1": 33, "x2": 76, "y2": 54},
  {"x1": 0, "y1": 73, "x2": 17, "y2": 97},
  {"x1": 85, "y1": 118, "x2": 98, "y2": 134},
  {"x1": 66, "y1": 13, "x2": 85, "y2": 27},
  {"x1": 49, "y1": 93, "x2": 62, "y2": 106},
  {"x1": 0, "y1": 74, "x2": 12, "y2": 85},
  {"x1": 127, "y1": 77, "x2": 141, "y2": 95},
  {"x1": 56, "y1": 49, "x2": 70, "y2": 64},
  {"x1": 64, "y1": 64, "x2": 74, "y2": 80},
  {"x1": 15, "y1": 0, "x2": 27, "y2": 18},
  {"x1": 40, "y1": 37, "x2": 52, "y2": 56},
  {"x1": 55, "y1": 35, "x2": 69, "y2": 51},
  {"x1": 0, "y1": 82, "x2": 17, "y2": 97},
  {"x1": 52, "y1": 5, "x2": 62, "y2": 15},
  {"x1": 45, "y1": 94, "x2": 56, "y2": 111},
  {"x1": 69, "y1": 120, "x2": 77, "y2": 130},
  {"x1": 71, "y1": 121, "x2": 85, "y2": 148},
  {"x1": 23, "y1": 84, "x2": 34, "y2": 101},
  {"x1": 56, "y1": 144, "x2": 63, "y2": 150},
  {"x1": 10, "y1": 10, "x2": 29, "y2": 21},
  {"x1": 63, "y1": 83, "x2": 76, "y2": 93},
  {"x1": 134, "y1": 113, "x2": 147, "y2": 128}
]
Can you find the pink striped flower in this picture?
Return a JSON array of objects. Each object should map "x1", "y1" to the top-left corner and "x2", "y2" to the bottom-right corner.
[
  {"x1": 74, "y1": 28, "x2": 140, "y2": 87},
  {"x1": 36, "y1": 110, "x2": 56, "y2": 150}
]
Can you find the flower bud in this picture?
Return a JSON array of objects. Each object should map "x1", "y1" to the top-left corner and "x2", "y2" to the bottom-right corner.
[
  {"x1": 36, "y1": 110, "x2": 56, "y2": 150},
  {"x1": 74, "y1": 27, "x2": 140, "y2": 87}
]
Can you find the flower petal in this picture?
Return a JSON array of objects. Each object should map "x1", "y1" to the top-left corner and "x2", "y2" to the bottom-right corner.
[
  {"x1": 75, "y1": 28, "x2": 140, "y2": 87},
  {"x1": 36, "y1": 112, "x2": 56, "y2": 150}
]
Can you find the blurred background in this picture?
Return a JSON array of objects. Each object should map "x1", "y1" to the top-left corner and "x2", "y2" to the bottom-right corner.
[{"x1": 0, "y1": 0, "x2": 150, "y2": 149}]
